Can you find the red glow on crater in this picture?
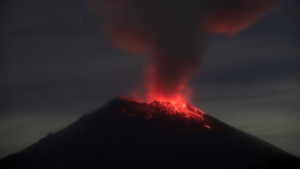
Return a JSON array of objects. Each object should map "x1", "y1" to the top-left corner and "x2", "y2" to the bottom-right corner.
[
  {"x1": 119, "y1": 97, "x2": 212, "y2": 129},
  {"x1": 145, "y1": 101, "x2": 204, "y2": 120},
  {"x1": 144, "y1": 62, "x2": 194, "y2": 104}
]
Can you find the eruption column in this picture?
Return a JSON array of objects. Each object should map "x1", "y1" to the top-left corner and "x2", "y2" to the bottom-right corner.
[{"x1": 91, "y1": 0, "x2": 276, "y2": 103}]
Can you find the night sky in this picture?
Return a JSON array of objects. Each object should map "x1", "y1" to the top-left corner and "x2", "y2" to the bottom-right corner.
[{"x1": 1, "y1": 0, "x2": 299, "y2": 159}]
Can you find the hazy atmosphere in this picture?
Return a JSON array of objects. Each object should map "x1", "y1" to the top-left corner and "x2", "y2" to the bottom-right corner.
[{"x1": 0, "y1": 0, "x2": 299, "y2": 159}]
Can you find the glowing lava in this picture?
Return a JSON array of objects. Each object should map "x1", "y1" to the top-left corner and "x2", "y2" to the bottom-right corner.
[
  {"x1": 119, "y1": 97, "x2": 211, "y2": 129},
  {"x1": 144, "y1": 101, "x2": 204, "y2": 121}
]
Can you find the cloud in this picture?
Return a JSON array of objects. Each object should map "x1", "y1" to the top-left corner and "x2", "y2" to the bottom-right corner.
[{"x1": 90, "y1": 0, "x2": 277, "y2": 102}]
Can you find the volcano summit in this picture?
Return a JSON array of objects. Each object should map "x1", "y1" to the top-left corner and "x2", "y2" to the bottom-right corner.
[{"x1": 0, "y1": 97, "x2": 298, "y2": 169}]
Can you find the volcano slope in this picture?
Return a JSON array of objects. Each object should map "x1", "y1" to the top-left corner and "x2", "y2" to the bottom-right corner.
[{"x1": 0, "y1": 97, "x2": 299, "y2": 169}]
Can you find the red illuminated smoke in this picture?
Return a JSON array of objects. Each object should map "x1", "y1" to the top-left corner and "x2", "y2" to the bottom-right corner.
[{"x1": 91, "y1": 0, "x2": 276, "y2": 103}]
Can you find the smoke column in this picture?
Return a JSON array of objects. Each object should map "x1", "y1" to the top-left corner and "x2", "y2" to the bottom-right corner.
[{"x1": 90, "y1": 0, "x2": 276, "y2": 103}]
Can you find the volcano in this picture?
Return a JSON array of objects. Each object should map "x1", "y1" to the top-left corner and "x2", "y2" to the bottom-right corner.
[{"x1": 0, "y1": 97, "x2": 298, "y2": 169}]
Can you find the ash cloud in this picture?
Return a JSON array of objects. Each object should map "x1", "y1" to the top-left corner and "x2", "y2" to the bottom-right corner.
[{"x1": 90, "y1": 0, "x2": 276, "y2": 102}]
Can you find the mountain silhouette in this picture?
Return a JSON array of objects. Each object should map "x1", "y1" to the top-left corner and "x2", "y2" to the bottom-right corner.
[{"x1": 0, "y1": 97, "x2": 298, "y2": 169}]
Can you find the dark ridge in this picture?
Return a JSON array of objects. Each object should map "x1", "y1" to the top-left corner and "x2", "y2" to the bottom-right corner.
[{"x1": 0, "y1": 97, "x2": 299, "y2": 169}]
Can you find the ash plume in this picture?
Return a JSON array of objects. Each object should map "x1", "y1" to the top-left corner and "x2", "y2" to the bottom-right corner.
[{"x1": 90, "y1": 0, "x2": 276, "y2": 102}]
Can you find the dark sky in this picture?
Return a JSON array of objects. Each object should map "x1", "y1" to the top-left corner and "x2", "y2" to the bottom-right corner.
[{"x1": 0, "y1": 0, "x2": 299, "y2": 158}]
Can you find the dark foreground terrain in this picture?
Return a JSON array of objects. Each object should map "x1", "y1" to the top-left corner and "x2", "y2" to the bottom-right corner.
[{"x1": 0, "y1": 97, "x2": 299, "y2": 169}]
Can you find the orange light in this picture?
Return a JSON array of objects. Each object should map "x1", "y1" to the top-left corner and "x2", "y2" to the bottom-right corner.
[{"x1": 120, "y1": 97, "x2": 212, "y2": 130}]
